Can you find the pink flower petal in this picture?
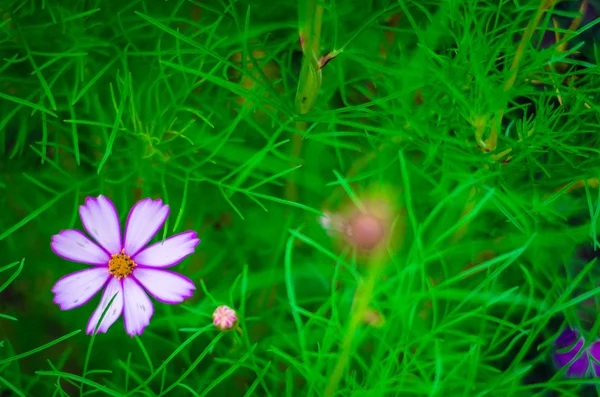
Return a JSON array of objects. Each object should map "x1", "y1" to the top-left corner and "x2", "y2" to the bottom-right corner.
[
  {"x1": 132, "y1": 231, "x2": 199, "y2": 268},
  {"x1": 52, "y1": 267, "x2": 110, "y2": 310},
  {"x1": 79, "y1": 196, "x2": 122, "y2": 254},
  {"x1": 133, "y1": 268, "x2": 195, "y2": 304},
  {"x1": 86, "y1": 277, "x2": 124, "y2": 335},
  {"x1": 123, "y1": 278, "x2": 154, "y2": 337},
  {"x1": 51, "y1": 230, "x2": 111, "y2": 265},
  {"x1": 123, "y1": 198, "x2": 170, "y2": 257}
]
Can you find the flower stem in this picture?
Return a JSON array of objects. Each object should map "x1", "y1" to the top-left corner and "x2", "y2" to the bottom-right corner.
[
  {"x1": 286, "y1": 0, "x2": 324, "y2": 202},
  {"x1": 324, "y1": 254, "x2": 386, "y2": 396}
]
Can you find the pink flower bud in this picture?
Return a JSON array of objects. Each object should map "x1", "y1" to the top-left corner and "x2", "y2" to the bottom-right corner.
[{"x1": 213, "y1": 305, "x2": 238, "y2": 331}]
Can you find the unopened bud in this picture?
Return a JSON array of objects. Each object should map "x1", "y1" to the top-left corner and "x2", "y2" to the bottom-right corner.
[{"x1": 212, "y1": 305, "x2": 238, "y2": 331}]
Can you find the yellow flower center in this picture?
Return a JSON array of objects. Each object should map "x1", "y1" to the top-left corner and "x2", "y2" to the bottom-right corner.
[{"x1": 108, "y1": 249, "x2": 136, "y2": 279}]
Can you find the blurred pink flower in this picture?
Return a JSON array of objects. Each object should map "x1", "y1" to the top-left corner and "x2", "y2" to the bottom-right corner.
[
  {"x1": 319, "y1": 199, "x2": 392, "y2": 251},
  {"x1": 51, "y1": 195, "x2": 199, "y2": 337}
]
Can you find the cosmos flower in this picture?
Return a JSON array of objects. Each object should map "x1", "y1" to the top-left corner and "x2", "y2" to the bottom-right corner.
[
  {"x1": 553, "y1": 327, "x2": 600, "y2": 377},
  {"x1": 51, "y1": 195, "x2": 199, "y2": 336},
  {"x1": 212, "y1": 305, "x2": 238, "y2": 331}
]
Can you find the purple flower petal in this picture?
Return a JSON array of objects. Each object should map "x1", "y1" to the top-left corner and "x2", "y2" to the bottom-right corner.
[
  {"x1": 566, "y1": 353, "x2": 590, "y2": 378},
  {"x1": 79, "y1": 196, "x2": 122, "y2": 255},
  {"x1": 554, "y1": 334, "x2": 592, "y2": 377},
  {"x1": 51, "y1": 230, "x2": 111, "y2": 265},
  {"x1": 123, "y1": 198, "x2": 169, "y2": 257},
  {"x1": 592, "y1": 361, "x2": 600, "y2": 377},
  {"x1": 555, "y1": 328, "x2": 578, "y2": 348},
  {"x1": 132, "y1": 231, "x2": 199, "y2": 268},
  {"x1": 590, "y1": 341, "x2": 600, "y2": 377},
  {"x1": 86, "y1": 277, "x2": 124, "y2": 335},
  {"x1": 122, "y1": 277, "x2": 154, "y2": 337},
  {"x1": 51, "y1": 267, "x2": 110, "y2": 310},
  {"x1": 554, "y1": 336, "x2": 585, "y2": 368},
  {"x1": 133, "y1": 268, "x2": 195, "y2": 304}
]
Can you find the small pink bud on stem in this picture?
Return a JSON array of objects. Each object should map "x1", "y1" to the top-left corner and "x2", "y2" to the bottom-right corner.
[{"x1": 212, "y1": 305, "x2": 238, "y2": 331}]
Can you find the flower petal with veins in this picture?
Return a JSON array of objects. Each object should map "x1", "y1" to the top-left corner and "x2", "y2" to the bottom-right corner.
[
  {"x1": 79, "y1": 195, "x2": 122, "y2": 254},
  {"x1": 133, "y1": 231, "x2": 199, "y2": 268},
  {"x1": 134, "y1": 268, "x2": 195, "y2": 303},
  {"x1": 52, "y1": 267, "x2": 109, "y2": 310},
  {"x1": 123, "y1": 198, "x2": 169, "y2": 256},
  {"x1": 51, "y1": 230, "x2": 111, "y2": 265},
  {"x1": 123, "y1": 278, "x2": 154, "y2": 337},
  {"x1": 86, "y1": 277, "x2": 124, "y2": 335}
]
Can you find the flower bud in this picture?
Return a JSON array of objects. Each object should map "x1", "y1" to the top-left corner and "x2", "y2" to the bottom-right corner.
[{"x1": 212, "y1": 305, "x2": 238, "y2": 331}]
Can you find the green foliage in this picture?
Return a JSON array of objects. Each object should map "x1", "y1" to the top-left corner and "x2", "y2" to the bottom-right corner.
[{"x1": 1, "y1": 0, "x2": 600, "y2": 395}]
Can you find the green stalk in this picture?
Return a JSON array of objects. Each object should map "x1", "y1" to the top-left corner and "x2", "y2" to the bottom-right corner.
[
  {"x1": 324, "y1": 253, "x2": 387, "y2": 396},
  {"x1": 286, "y1": 0, "x2": 324, "y2": 201},
  {"x1": 295, "y1": 0, "x2": 324, "y2": 115}
]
